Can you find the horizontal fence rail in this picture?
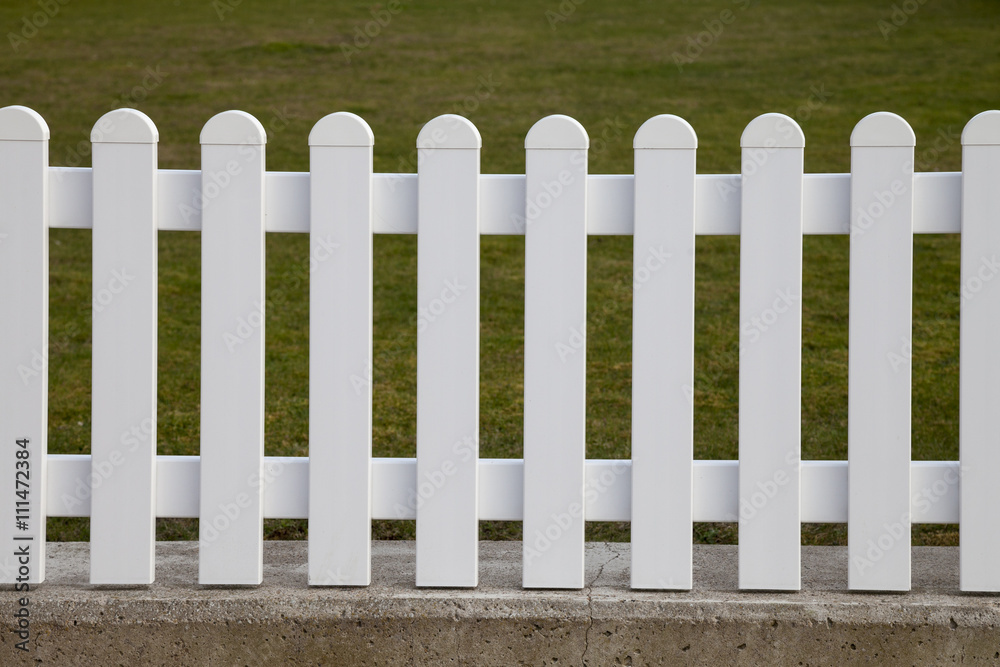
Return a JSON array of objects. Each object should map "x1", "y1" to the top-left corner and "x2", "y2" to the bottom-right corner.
[
  {"x1": 45, "y1": 455, "x2": 961, "y2": 524},
  {"x1": 1, "y1": 105, "x2": 999, "y2": 593},
  {"x1": 47, "y1": 168, "x2": 962, "y2": 235}
]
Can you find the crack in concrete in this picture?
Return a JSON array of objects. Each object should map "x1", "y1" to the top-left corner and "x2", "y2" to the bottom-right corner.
[{"x1": 582, "y1": 547, "x2": 620, "y2": 666}]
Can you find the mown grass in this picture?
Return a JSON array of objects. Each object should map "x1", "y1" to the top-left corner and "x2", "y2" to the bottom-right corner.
[{"x1": 1, "y1": 0, "x2": 997, "y2": 544}]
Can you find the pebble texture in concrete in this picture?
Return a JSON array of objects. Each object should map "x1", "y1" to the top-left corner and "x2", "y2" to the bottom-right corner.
[{"x1": 1, "y1": 541, "x2": 999, "y2": 665}]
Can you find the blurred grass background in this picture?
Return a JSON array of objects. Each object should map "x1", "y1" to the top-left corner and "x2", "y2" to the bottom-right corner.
[{"x1": 1, "y1": 0, "x2": 997, "y2": 544}]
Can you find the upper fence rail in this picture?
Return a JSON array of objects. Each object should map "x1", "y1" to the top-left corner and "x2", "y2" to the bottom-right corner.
[
  {"x1": 47, "y1": 168, "x2": 962, "y2": 235},
  {"x1": 2, "y1": 105, "x2": 1000, "y2": 595}
]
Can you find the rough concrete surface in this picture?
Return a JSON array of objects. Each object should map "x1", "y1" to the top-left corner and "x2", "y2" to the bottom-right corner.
[{"x1": 1, "y1": 541, "x2": 999, "y2": 665}]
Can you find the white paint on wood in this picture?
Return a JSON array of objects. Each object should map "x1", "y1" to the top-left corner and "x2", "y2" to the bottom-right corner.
[
  {"x1": 630, "y1": 115, "x2": 697, "y2": 590},
  {"x1": 89, "y1": 109, "x2": 159, "y2": 584},
  {"x1": 522, "y1": 115, "x2": 589, "y2": 589},
  {"x1": 959, "y1": 110, "x2": 1000, "y2": 592},
  {"x1": 307, "y1": 112, "x2": 375, "y2": 586},
  {"x1": 198, "y1": 111, "x2": 267, "y2": 585},
  {"x1": 848, "y1": 112, "x2": 915, "y2": 592},
  {"x1": 415, "y1": 115, "x2": 482, "y2": 587},
  {"x1": 737, "y1": 113, "x2": 804, "y2": 591},
  {"x1": 0, "y1": 106, "x2": 49, "y2": 583}
]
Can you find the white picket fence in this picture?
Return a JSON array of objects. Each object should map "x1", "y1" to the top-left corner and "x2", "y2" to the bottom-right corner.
[{"x1": 1, "y1": 105, "x2": 998, "y2": 592}]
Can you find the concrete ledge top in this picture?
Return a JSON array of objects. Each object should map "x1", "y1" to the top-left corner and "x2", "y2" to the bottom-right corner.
[{"x1": 3, "y1": 542, "x2": 999, "y2": 665}]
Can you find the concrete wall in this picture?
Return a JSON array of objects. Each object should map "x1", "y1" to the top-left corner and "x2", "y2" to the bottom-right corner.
[{"x1": 2, "y1": 541, "x2": 997, "y2": 665}]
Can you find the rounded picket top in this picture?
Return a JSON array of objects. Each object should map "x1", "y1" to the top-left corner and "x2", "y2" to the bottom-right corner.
[
  {"x1": 416, "y1": 114, "x2": 481, "y2": 150},
  {"x1": 741, "y1": 113, "x2": 804, "y2": 149},
  {"x1": 850, "y1": 112, "x2": 915, "y2": 147},
  {"x1": 0, "y1": 105, "x2": 49, "y2": 141},
  {"x1": 91, "y1": 109, "x2": 158, "y2": 144},
  {"x1": 309, "y1": 112, "x2": 374, "y2": 147},
  {"x1": 525, "y1": 114, "x2": 589, "y2": 150},
  {"x1": 200, "y1": 110, "x2": 267, "y2": 146},
  {"x1": 634, "y1": 114, "x2": 697, "y2": 149},
  {"x1": 962, "y1": 110, "x2": 1000, "y2": 146}
]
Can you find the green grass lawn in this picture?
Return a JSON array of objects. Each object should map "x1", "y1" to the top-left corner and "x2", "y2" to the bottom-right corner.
[{"x1": 2, "y1": 0, "x2": 998, "y2": 545}]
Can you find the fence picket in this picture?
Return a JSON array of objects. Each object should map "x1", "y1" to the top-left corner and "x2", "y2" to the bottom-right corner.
[
  {"x1": 630, "y1": 115, "x2": 697, "y2": 590},
  {"x1": 959, "y1": 110, "x2": 1000, "y2": 592},
  {"x1": 0, "y1": 106, "x2": 49, "y2": 584},
  {"x1": 737, "y1": 114, "x2": 805, "y2": 590},
  {"x1": 848, "y1": 112, "x2": 915, "y2": 591},
  {"x1": 522, "y1": 115, "x2": 589, "y2": 589},
  {"x1": 307, "y1": 113, "x2": 375, "y2": 586},
  {"x1": 198, "y1": 111, "x2": 267, "y2": 585},
  {"x1": 89, "y1": 110, "x2": 159, "y2": 584},
  {"x1": 415, "y1": 115, "x2": 482, "y2": 587}
]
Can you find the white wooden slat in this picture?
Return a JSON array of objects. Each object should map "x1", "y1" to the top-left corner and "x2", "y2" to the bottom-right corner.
[
  {"x1": 0, "y1": 106, "x2": 49, "y2": 584},
  {"x1": 89, "y1": 109, "x2": 159, "y2": 584},
  {"x1": 306, "y1": 113, "x2": 375, "y2": 586},
  {"x1": 737, "y1": 114, "x2": 804, "y2": 591},
  {"x1": 522, "y1": 115, "x2": 589, "y2": 589},
  {"x1": 45, "y1": 455, "x2": 962, "y2": 524},
  {"x1": 198, "y1": 111, "x2": 267, "y2": 585},
  {"x1": 848, "y1": 112, "x2": 916, "y2": 592},
  {"x1": 959, "y1": 110, "x2": 1000, "y2": 592},
  {"x1": 630, "y1": 115, "x2": 697, "y2": 590},
  {"x1": 415, "y1": 115, "x2": 482, "y2": 587}
]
